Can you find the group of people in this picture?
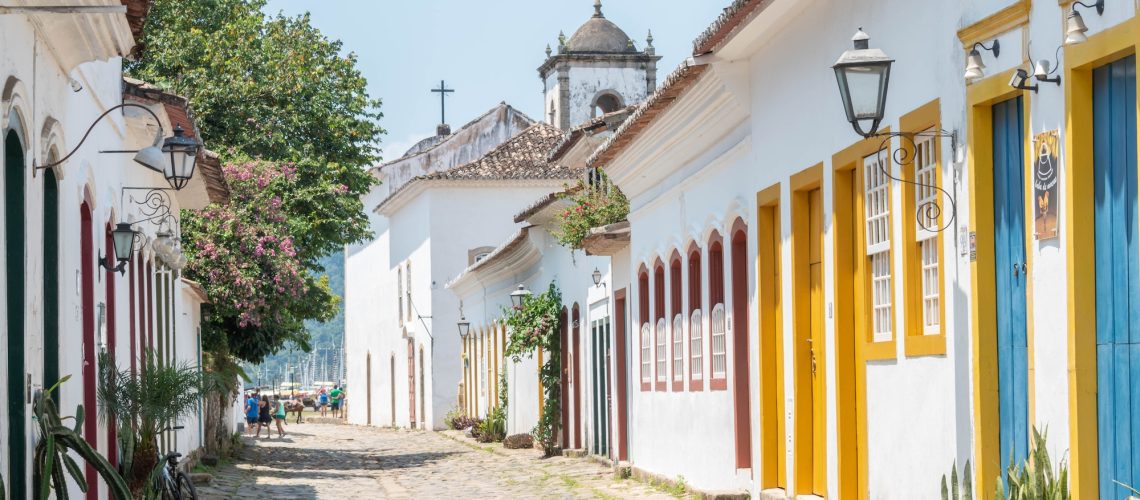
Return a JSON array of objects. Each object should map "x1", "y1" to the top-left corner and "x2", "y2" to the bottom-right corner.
[
  {"x1": 244, "y1": 392, "x2": 289, "y2": 439},
  {"x1": 243, "y1": 385, "x2": 347, "y2": 439}
]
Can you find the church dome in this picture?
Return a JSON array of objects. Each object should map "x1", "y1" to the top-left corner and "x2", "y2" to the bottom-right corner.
[{"x1": 565, "y1": 3, "x2": 636, "y2": 53}]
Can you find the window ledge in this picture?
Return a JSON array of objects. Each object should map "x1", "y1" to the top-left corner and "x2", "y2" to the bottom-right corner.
[
  {"x1": 904, "y1": 333, "x2": 946, "y2": 357},
  {"x1": 864, "y1": 340, "x2": 897, "y2": 361}
]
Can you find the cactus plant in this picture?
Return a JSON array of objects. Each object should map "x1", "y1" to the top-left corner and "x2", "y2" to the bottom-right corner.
[
  {"x1": 32, "y1": 375, "x2": 132, "y2": 500},
  {"x1": 942, "y1": 459, "x2": 973, "y2": 500}
]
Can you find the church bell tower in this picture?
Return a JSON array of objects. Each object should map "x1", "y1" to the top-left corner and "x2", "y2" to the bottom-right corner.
[{"x1": 538, "y1": 1, "x2": 661, "y2": 131}]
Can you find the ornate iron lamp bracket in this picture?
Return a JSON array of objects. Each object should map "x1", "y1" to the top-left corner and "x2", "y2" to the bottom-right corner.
[
  {"x1": 871, "y1": 129, "x2": 959, "y2": 233},
  {"x1": 120, "y1": 187, "x2": 178, "y2": 232}
]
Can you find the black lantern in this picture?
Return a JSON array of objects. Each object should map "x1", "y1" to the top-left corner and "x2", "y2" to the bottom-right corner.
[
  {"x1": 161, "y1": 125, "x2": 199, "y2": 190},
  {"x1": 592, "y1": 267, "x2": 602, "y2": 286},
  {"x1": 832, "y1": 28, "x2": 894, "y2": 138},
  {"x1": 458, "y1": 316, "x2": 471, "y2": 339},
  {"x1": 99, "y1": 222, "x2": 139, "y2": 275},
  {"x1": 509, "y1": 284, "x2": 532, "y2": 308}
]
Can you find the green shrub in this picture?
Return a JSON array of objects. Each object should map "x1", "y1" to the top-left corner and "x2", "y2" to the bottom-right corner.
[{"x1": 995, "y1": 427, "x2": 1069, "y2": 500}]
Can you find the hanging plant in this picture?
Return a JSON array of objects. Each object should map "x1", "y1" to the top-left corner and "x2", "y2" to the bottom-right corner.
[
  {"x1": 502, "y1": 282, "x2": 562, "y2": 456},
  {"x1": 554, "y1": 171, "x2": 629, "y2": 249}
]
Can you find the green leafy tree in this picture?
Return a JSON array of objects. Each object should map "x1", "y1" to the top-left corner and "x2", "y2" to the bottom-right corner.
[{"x1": 128, "y1": 0, "x2": 384, "y2": 361}]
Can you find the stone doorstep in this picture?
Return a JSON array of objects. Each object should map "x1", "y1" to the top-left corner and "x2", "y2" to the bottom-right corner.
[
  {"x1": 562, "y1": 448, "x2": 587, "y2": 458},
  {"x1": 760, "y1": 488, "x2": 789, "y2": 500},
  {"x1": 630, "y1": 465, "x2": 750, "y2": 500}
]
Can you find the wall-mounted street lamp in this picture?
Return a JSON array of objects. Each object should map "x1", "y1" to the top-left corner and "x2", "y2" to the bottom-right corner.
[
  {"x1": 832, "y1": 28, "x2": 894, "y2": 139},
  {"x1": 592, "y1": 268, "x2": 603, "y2": 287},
  {"x1": 457, "y1": 301, "x2": 471, "y2": 339},
  {"x1": 34, "y1": 103, "x2": 200, "y2": 191},
  {"x1": 832, "y1": 28, "x2": 959, "y2": 234},
  {"x1": 509, "y1": 283, "x2": 532, "y2": 309},
  {"x1": 1065, "y1": 0, "x2": 1105, "y2": 45},
  {"x1": 99, "y1": 222, "x2": 142, "y2": 275},
  {"x1": 964, "y1": 40, "x2": 1001, "y2": 82}
]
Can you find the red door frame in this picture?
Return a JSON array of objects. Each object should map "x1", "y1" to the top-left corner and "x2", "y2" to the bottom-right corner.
[
  {"x1": 407, "y1": 339, "x2": 416, "y2": 427},
  {"x1": 613, "y1": 288, "x2": 629, "y2": 462},
  {"x1": 560, "y1": 307, "x2": 569, "y2": 447},
  {"x1": 572, "y1": 304, "x2": 582, "y2": 449},
  {"x1": 103, "y1": 225, "x2": 117, "y2": 468},
  {"x1": 730, "y1": 219, "x2": 752, "y2": 469},
  {"x1": 80, "y1": 203, "x2": 97, "y2": 499}
]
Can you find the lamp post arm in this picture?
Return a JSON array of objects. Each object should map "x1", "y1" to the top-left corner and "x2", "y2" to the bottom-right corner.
[{"x1": 34, "y1": 102, "x2": 164, "y2": 172}]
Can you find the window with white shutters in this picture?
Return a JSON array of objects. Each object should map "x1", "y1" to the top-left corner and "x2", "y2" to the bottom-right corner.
[
  {"x1": 656, "y1": 318, "x2": 667, "y2": 383},
  {"x1": 672, "y1": 314, "x2": 684, "y2": 382},
  {"x1": 864, "y1": 150, "x2": 893, "y2": 343},
  {"x1": 640, "y1": 323, "x2": 651, "y2": 383},
  {"x1": 690, "y1": 310, "x2": 703, "y2": 380},
  {"x1": 914, "y1": 133, "x2": 940, "y2": 334},
  {"x1": 397, "y1": 267, "x2": 404, "y2": 326},
  {"x1": 711, "y1": 303, "x2": 727, "y2": 379}
]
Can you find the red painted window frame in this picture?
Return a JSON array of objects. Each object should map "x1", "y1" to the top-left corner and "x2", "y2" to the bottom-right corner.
[
  {"x1": 730, "y1": 218, "x2": 752, "y2": 468},
  {"x1": 669, "y1": 251, "x2": 683, "y2": 392},
  {"x1": 638, "y1": 266, "x2": 650, "y2": 391},
  {"x1": 688, "y1": 243, "x2": 704, "y2": 391},
  {"x1": 653, "y1": 259, "x2": 666, "y2": 391},
  {"x1": 708, "y1": 231, "x2": 727, "y2": 391}
]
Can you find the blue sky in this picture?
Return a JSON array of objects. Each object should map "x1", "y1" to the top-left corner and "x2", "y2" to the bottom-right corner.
[{"x1": 261, "y1": 1, "x2": 727, "y2": 163}]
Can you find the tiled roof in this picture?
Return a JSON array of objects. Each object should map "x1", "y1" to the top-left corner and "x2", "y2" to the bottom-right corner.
[
  {"x1": 197, "y1": 150, "x2": 230, "y2": 204},
  {"x1": 120, "y1": 0, "x2": 152, "y2": 54},
  {"x1": 692, "y1": 0, "x2": 770, "y2": 55},
  {"x1": 547, "y1": 105, "x2": 635, "y2": 162},
  {"x1": 423, "y1": 122, "x2": 573, "y2": 181}
]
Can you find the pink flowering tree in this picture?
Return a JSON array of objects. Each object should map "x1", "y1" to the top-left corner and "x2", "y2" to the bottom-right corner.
[{"x1": 183, "y1": 159, "x2": 339, "y2": 362}]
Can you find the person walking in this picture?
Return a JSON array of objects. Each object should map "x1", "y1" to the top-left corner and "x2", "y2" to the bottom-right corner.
[
  {"x1": 318, "y1": 388, "x2": 329, "y2": 417},
  {"x1": 330, "y1": 385, "x2": 343, "y2": 418},
  {"x1": 273, "y1": 396, "x2": 288, "y2": 438},
  {"x1": 257, "y1": 394, "x2": 272, "y2": 438},
  {"x1": 244, "y1": 392, "x2": 259, "y2": 436}
]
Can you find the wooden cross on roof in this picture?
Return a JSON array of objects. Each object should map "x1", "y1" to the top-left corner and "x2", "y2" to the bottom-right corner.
[{"x1": 431, "y1": 80, "x2": 454, "y2": 125}]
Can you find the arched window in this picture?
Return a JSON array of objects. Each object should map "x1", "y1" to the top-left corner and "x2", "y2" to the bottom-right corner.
[
  {"x1": 397, "y1": 267, "x2": 404, "y2": 326},
  {"x1": 638, "y1": 266, "x2": 650, "y2": 391},
  {"x1": 708, "y1": 232, "x2": 727, "y2": 390},
  {"x1": 594, "y1": 93, "x2": 623, "y2": 117},
  {"x1": 670, "y1": 251, "x2": 683, "y2": 390},
  {"x1": 653, "y1": 260, "x2": 665, "y2": 390},
  {"x1": 6, "y1": 125, "x2": 28, "y2": 498},
  {"x1": 688, "y1": 243, "x2": 703, "y2": 390}
]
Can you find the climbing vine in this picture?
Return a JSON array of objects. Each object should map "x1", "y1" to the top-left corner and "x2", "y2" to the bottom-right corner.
[
  {"x1": 503, "y1": 282, "x2": 562, "y2": 456},
  {"x1": 554, "y1": 171, "x2": 629, "y2": 249}
]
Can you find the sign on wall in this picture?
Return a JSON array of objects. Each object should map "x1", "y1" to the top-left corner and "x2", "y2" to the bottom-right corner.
[{"x1": 1033, "y1": 130, "x2": 1060, "y2": 240}]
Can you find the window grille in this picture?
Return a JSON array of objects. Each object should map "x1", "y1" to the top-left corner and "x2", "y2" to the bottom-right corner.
[
  {"x1": 711, "y1": 303, "x2": 727, "y2": 379},
  {"x1": 640, "y1": 323, "x2": 651, "y2": 383},
  {"x1": 672, "y1": 314, "x2": 684, "y2": 382},
  {"x1": 690, "y1": 309, "x2": 703, "y2": 380},
  {"x1": 864, "y1": 150, "x2": 893, "y2": 342},
  {"x1": 656, "y1": 318, "x2": 667, "y2": 382}
]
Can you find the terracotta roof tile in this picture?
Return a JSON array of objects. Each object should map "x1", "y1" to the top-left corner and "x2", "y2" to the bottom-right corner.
[
  {"x1": 423, "y1": 122, "x2": 573, "y2": 181},
  {"x1": 692, "y1": 0, "x2": 770, "y2": 55}
]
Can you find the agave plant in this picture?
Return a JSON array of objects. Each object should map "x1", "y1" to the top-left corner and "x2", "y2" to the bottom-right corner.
[
  {"x1": 941, "y1": 459, "x2": 972, "y2": 500},
  {"x1": 97, "y1": 350, "x2": 203, "y2": 496},
  {"x1": 995, "y1": 427, "x2": 1070, "y2": 500},
  {"x1": 32, "y1": 375, "x2": 132, "y2": 500}
]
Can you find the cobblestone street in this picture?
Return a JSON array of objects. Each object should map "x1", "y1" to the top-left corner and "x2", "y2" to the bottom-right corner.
[{"x1": 197, "y1": 419, "x2": 677, "y2": 499}]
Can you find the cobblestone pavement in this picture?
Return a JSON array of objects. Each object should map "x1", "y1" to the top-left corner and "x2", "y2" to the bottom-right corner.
[{"x1": 197, "y1": 418, "x2": 677, "y2": 499}]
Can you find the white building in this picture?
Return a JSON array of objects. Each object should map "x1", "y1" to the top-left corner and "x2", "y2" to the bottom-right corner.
[{"x1": 1, "y1": 2, "x2": 227, "y2": 497}]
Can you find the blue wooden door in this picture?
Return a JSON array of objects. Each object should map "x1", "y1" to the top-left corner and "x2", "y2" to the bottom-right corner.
[
  {"x1": 992, "y1": 96, "x2": 1029, "y2": 475},
  {"x1": 1094, "y1": 54, "x2": 1139, "y2": 500}
]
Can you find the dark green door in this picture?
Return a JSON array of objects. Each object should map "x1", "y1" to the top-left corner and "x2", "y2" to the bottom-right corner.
[
  {"x1": 43, "y1": 170, "x2": 59, "y2": 395},
  {"x1": 6, "y1": 130, "x2": 26, "y2": 498}
]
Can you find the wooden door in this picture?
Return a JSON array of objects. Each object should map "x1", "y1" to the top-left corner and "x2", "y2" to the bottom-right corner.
[
  {"x1": 366, "y1": 352, "x2": 372, "y2": 425},
  {"x1": 407, "y1": 340, "x2": 416, "y2": 427},
  {"x1": 758, "y1": 198, "x2": 785, "y2": 488},
  {"x1": 390, "y1": 355, "x2": 396, "y2": 425},
  {"x1": 79, "y1": 202, "x2": 97, "y2": 499},
  {"x1": 1093, "y1": 54, "x2": 1139, "y2": 498},
  {"x1": 560, "y1": 308, "x2": 569, "y2": 447},
  {"x1": 614, "y1": 289, "x2": 629, "y2": 462},
  {"x1": 808, "y1": 188, "x2": 826, "y2": 493},
  {"x1": 992, "y1": 96, "x2": 1029, "y2": 475},
  {"x1": 731, "y1": 222, "x2": 752, "y2": 469},
  {"x1": 573, "y1": 305, "x2": 582, "y2": 449},
  {"x1": 5, "y1": 131, "x2": 26, "y2": 498},
  {"x1": 602, "y1": 318, "x2": 611, "y2": 457}
]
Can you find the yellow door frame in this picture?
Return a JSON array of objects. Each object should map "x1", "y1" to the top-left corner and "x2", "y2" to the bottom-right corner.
[
  {"x1": 831, "y1": 132, "x2": 888, "y2": 500},
  {"x1": 790, "y1": 164, "x2": 825, "y2": 496},
  {"x1": 1063, "y1": 15, "x2": 1140, "y2": 500},
  {"x1": 966, "y1": 68, "x2": 1034, "y2": 499},
  {"x1": 756, "y1": 183, "x2": 786, "y2": 490}
]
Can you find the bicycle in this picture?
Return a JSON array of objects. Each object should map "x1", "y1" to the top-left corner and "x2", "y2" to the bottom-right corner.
[{"x1": 153, "y1": 425, "x2": 198, "y2": 500}]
